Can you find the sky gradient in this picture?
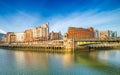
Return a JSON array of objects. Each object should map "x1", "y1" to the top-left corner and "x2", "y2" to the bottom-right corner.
[{"x1": 0, "y1": 0, "x2": 120, "y2": 36}]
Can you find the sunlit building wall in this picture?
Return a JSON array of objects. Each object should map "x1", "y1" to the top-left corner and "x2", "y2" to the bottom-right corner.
[
  {"x1": 24, "y1": 29, "x2": 33, "y2": 42},
  {"x1": 49, "y1": 31, "x2": 62, "y2": 40},
  {"x1": 33, "y1": 22, "x2": 49, "y2": 41},
  {"x1": 6, "y1": 32, "x2": 16, "y2": 43},
  {"x1": 15, "y1": 32, "x2": 25, "y2": 42},
  {"x1": 99, "y1": 30, "x2": 109, "y2": 39},
  {"x1": 68, "y1": 27, "x2": 94, "y2": 40},
  {"x1": 63, "y1": 33, "x2": 68, "y2": 40},
  {"x1": 99, "y1": 30, "x2": 117, "y2": 39}
]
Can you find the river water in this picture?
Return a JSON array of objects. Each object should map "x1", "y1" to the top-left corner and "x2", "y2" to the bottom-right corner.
[{"x1": 0, "y1": 49, "x2": 120, "y2": 75}]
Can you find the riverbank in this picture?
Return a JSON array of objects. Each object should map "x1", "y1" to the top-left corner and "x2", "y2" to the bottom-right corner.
[
  {"x1": 0, "y1": 44, "x2": 73, "y2": 52},
  {"x1": 0, "y1": 43, "x2": 120, "y2": 52}
]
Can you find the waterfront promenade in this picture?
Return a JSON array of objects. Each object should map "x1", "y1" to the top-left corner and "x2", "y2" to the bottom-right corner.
[
  {"x1": 0, "y1": 42, "x2": 68, "y2": 52},
  {"x1": 0, "y1": 39, "x2": 120, "y2": 52}
]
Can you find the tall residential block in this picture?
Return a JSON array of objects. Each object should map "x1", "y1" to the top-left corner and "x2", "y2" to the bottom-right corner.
[{"x1": 33, "y1": 22, "x2": 49, "y2": 41}]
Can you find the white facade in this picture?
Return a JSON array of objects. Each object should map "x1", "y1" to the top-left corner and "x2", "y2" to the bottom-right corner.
[
  {"x1": 33, "y1": 22, "x2": 49, "y2": 41},
  {"x1": 15, "y1": 32, "x2": 25, "y2": 42}
]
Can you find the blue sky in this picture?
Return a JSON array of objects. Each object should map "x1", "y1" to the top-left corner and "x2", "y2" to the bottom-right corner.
[{"x1": 0, "y1": 0, "x2": 120, "y2": 36}]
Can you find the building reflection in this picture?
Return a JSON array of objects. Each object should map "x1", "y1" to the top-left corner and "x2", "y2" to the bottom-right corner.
[
  {"x1": 14, "y1": 51, "x2": 49, "y2": 70},
  {"x1": 13, "y1": 50, "x2": 120, "y2": 72},
  {"x1": 96, "y1": 50, "x2": 120, "y2": 64},
  {"x1": 98, "y1": 51, "x2": 109, "y2": 60},
  {"x1": 62, "y1": 53, "x2": 74, "y2": 67},
  {"x1": 14, "y1": 52, "x2": 75, "y2": 69}
]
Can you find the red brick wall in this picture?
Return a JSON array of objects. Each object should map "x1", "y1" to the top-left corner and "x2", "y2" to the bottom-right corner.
[{"x1": 68, "y1": 27, "x2": 94, "y2": 40}]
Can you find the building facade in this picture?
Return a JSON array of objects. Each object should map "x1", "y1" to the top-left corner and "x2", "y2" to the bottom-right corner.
[
  {"x1": 99, "y1": 30, "x2": 117, "y2": 39},
  {"x1": 94, "y1": 30, "x2": 99, "y2": 39},
  {"x1": 68, "y1": 27, "x2": 94, "y2": 40},
  {"x1": 109, "y1": 31, "x2": 117, "y2": 38},
  {"x1": 99, "y1": 30, "x2": 109, "y2": 39},
  {"x1": 24, "y1": 29, "x2": 33, "y2": 42},
  {"x1": 6, "y1": 32, "x2": 16, "y2": 43},
  {"x1": 33, "y1": 22, "x2": 49, "y2": 41},
  {"x1": 15, "y1": 32, "x2": 25, "y2": 42},
  {"x1": 63, "y1": 33, "x2": 68, "y2": 40},
  {"x1": 49, "y1": 31, "x2": 62, "y2": 40},
  {"x1": 0, "y1": 33, "x2": 6, "y2": 43}
]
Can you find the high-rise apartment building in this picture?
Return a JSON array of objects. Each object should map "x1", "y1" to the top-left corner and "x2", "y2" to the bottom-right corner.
[{"x1": 33, "y1": 22, "x2": 49, "y2": 41}]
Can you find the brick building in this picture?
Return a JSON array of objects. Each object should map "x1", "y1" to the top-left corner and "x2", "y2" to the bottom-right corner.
[
  {"x1": 24, "y1": 29, "x2": 33, "y2": 42},
  {"x1": 6, "y1": 32, "x2": 16, "y2": 43},
  {"x1": 68, "y1": 27, "x2": 94, "y2": 40},
  {"x1": 49, "y1": 31, "x2": 62, "y2": 40}
]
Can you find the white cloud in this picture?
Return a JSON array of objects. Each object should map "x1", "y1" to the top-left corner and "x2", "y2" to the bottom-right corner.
[
  {"x1": 0, "y1": 8, "x2": 120, "y2": 36},
  {"x1": 0, "y1": 29, "x2": 6, "y2": 34},
  {"x1": 49, "y1": 8, "x2": 120, "y2": 36},
  {"x1": 0, "y1": 11, "x2": 41, "y2": 32}
]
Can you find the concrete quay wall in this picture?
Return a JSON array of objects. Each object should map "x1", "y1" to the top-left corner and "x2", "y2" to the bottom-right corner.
[{"x1": 0, "y1": 44, "x2": 73, "y2": 52}]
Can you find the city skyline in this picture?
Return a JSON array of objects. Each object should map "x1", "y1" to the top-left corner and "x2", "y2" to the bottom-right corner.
[{"x1": 0, "y1": 0, "x2": 120, "y2": 36}]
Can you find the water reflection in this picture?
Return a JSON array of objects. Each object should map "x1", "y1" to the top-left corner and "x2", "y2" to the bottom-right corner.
[
  {"x1": 97, "y1": 50, "x2": 120, "y2": 67},
  {"x1": 14, "y1": 51, "x2": 49, "y2": 71},
  {"x1": 13, "y1": 51, "x2": 75, "y2": 74},
  {"x1": 0, "y1": 49, "x2": 120, "y2": 75},
  {"x1": 62, "y1": 53, "x2": 74, "y2": 67}
]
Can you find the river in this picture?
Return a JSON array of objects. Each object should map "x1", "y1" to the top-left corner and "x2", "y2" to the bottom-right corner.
[{"x1": 0, "y1": 49, "x2": 120, "y2": 75}]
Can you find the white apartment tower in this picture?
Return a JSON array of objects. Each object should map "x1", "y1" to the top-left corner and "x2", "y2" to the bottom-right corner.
[
  {"x1": 33, "y1": 22, "x2": 49, "y2": 41},
  {"x1": 15, "y1": 32, "x2": 25, "y2": 42}
]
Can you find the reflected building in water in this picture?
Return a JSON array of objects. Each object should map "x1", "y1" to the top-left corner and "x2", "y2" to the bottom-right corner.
[
  {"x1": 62, "y1": 53, "x2": 74, "y2": 67},
  {"x1": 14, "y1": 51, "x2": 49, "y2": 70}
]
